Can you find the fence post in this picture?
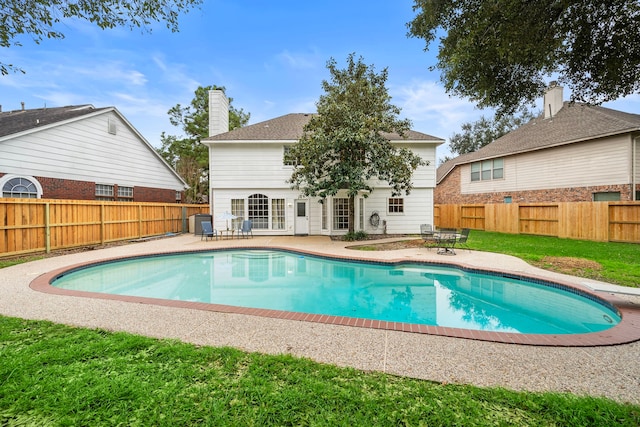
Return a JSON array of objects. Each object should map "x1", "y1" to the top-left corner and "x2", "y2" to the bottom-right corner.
[
  {"x1": 138, "y1": 204, "x2": 143, "y2": 238},
  {"x1": 44, "y1": 202, "x2": 51, "y2": 254},
  {"x1": 100, "y1": 204, "x2": 105, "y2": 245},
  {"x1": 182, "y1": 207, "x2": 187, "y2": 233}
]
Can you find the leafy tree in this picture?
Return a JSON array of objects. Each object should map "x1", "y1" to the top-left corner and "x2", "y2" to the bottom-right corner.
[
  {"x1": 407, "y1": 1, "x2": 640, "y2": 115},
  {"x1": 285, "y1": 53, "x2": 426, "y2": 233},
  {"x1": 1, "y1": 0, "x2": 202, "y2": 74},
  {"x1": 443, "y1": 108, "x2": 537, "y2": 163},
  {"x1": 158, "y1": 85, "x2": 250, "y2": 203}
]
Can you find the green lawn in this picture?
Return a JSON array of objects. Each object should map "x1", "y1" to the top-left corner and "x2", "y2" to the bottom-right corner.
[
  {"x1": 1, "y1": 316, "x2": 638, "y2": 426},
  {"x1": 461, "y1": 231, "x2": 640, "y2": 287}
]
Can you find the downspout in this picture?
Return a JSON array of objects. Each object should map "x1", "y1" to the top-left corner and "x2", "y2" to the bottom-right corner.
[{"x1": 634, "y1": 136, "x2": 639, "y2": 201}]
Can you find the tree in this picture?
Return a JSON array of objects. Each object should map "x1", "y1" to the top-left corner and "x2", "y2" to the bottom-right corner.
[
  {"x1": 407, "y1": 1, "x2": 640, "y2": 115},
  {"x1": 443, "y1": 108, "x2": 537, "y2": 163},
  {"x1": 1, "y1": 0, "x2": 202, "y2": 74},
  {"x1": 158, "y1": 85, "x2": 250, "y2": 203},
  {"x1": 285, "y1": 53, "x2": 426, "y2": 234}
]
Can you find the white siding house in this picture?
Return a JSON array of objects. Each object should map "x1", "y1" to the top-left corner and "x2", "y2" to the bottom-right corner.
[
  {"x1": 0, "y1": 105, "x2": 187, "y2": 202},
  {"x1": 202, "y1": 90, "x2": 444, "y2": 236}
]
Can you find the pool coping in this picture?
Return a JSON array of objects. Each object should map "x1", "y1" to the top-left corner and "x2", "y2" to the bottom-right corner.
[{"x1": 29, "y1": 245, "x2": 640, "y2": 347}]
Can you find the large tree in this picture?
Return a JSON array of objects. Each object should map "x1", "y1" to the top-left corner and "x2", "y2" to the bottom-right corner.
[
  {"x1": 407, "y1": 1, "x2": 640, "y2": 115},
  {"x1": 285, "y1": 53, "x2": 426, "y2": 234},
  {"x1": 443, "y1": 108, "x2": 537, "y2": 163},
  {"x1": 158, "y1": 85, "x2": 250, "y2": 203},
  {"x1": 1, "y1": 0, "x2": 202, "y2": 74}
]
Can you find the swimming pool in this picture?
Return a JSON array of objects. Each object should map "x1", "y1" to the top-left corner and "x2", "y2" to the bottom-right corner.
[{"x1": 50, "y1": 249, "x2": 620, "y2": 336}]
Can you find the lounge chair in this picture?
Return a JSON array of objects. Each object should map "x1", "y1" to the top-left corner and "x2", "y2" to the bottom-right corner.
[
  {"x1": 237, "y1": 220, "x2": 253, "y2": 238},
  {"x1": 200, "y1": 221, "x2": 218, "y2": 241}
]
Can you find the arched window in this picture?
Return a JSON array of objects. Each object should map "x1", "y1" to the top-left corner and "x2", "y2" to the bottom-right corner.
[
  {"x1": 248, "y1": 193, "x2": 269, "y2": 229},
  {"x1": 1, "y1": 175, "x2": 42, "y2": 198}
]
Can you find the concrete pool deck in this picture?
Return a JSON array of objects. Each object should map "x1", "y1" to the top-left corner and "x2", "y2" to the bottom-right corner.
[{"x1": 1, "y1": 234, "x2": 639, "y2": 405}]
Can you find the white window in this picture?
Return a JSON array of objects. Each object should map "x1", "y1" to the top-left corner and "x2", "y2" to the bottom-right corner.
[
  {"x1": 272, "y1": 199, "x2": 285, "y2": 229},
  {"x1": 321, "y1": 200, "x2": 328, "y2": 230},
  {"x1": 96, "y1": 184, "x2": 114, "y2": 200},
  {"x1": 283, "y1": 145, "x2": 297, "y2": 166},
  {"x1": 333, "y1": 198, "x2": 349, "y2": 230},
  {"x1": 117, "y1": 186, "x2": 133, "y2": 200},
  {"x1": 471, "y1": 159, "x2": 504, "y2": 181},
  {"x1": 248, "y1": 194, "x2": 269, "y2": 229},
  {"x1": 231, "y1": 199, "x2": 245, "y2": 229},
  {"x1": 388, "y1": 198, "x2": 404, "y2": 214},
  {"x1": 1, "y1": 176, "x2": 41, "y2": 198}
]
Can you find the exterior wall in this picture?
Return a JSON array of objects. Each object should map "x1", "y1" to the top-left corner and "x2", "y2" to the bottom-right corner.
[
  {"x1": 438, "y1": 134, "x2": 637, "y2": 203},
  {"x1": 0, "y1": 110, "x2": 185, "y2": 192},
  {"x1": 0, "y1": 173, "x2": 183, "y2": 202},
  {"x1": 209, "y1": 140, "x2": 438, "y2": 235}
]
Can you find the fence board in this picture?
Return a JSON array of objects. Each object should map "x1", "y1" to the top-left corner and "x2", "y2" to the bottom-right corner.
[
  {"x1": 435, "y1": 202, "x2": 640, "y2": 244},
  {"x1": 0, "y1": 198, "x2": 209, "y2": 258}
]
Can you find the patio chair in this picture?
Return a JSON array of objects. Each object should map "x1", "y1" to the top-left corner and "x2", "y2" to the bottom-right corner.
[
  {"x1": 237, "y1": 220, "x2": 253, "y2": 239},
  {"x1": 420, "y1": 224, "x2": 437, "y2": 249},
  {"x1": 200, "y1": 221, "x2": 218, "y2": 241},
  {"x1": 456, "y1": 228, "x2": 471, "y2": 251}
]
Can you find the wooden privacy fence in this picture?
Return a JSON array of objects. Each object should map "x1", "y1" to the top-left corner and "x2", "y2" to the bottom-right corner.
[
  {"x1": 0, "y1": 198, "x2": 209, "y2": 258},
  {"x1": 435, "y1": 202, "x2": 640, "y2": 244}
]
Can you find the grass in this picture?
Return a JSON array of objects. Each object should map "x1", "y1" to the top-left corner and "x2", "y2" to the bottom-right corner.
[
  {"x1": 461, "y1": 231, "x2": 640, "y2": 287},
  {"x1": 0, "y1": 255, "x2": 44, "y2": 269},
  {"x1": 1, "y1": 316, "x2": 638, "y2": 426}
]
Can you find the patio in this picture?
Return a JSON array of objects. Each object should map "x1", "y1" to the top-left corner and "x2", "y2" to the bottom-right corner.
[{"x1": 1, "y1": 234, "x2": 639, "y2": 405}]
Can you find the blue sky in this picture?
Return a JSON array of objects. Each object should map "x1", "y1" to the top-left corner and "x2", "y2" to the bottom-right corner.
[{"x1": 2, "y1": 0, "x2": 640, "y2": 162}]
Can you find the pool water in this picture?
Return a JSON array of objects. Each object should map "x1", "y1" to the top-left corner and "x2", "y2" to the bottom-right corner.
[{"x1": 52, "y1": 249, "x2": 620, "y2": 334}]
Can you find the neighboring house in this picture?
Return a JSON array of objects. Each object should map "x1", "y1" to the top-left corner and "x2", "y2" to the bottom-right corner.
[
  {"x1": 436, "y1": 83, "x2": 640, "y2": 204},
  {"x1": 0, "y1": 104, "x2": 187, "y2": 202},
  {"x1": 201, "y1": 90, "x2": 444, "y2": 236}
]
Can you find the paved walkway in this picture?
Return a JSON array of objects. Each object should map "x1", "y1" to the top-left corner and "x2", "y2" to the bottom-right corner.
[{"x1": 1, "y1": 234, "x2": 639, "y2": 405}]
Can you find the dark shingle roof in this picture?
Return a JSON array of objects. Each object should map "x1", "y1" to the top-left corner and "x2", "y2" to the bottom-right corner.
[
  {"x1": 436, "y1": 102, "x2": 640, "y2": 183},
  {"x1": 0, "y1": 105, "x2": 110, "y2": 138},
  {"x1": 203, "y1": 113, "x2": 445, "y2": 142}
]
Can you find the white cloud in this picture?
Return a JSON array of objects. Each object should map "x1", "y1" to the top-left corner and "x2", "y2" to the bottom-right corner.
[{"x1": 276, "y1": 50, "x2": 320, "y2": 70}]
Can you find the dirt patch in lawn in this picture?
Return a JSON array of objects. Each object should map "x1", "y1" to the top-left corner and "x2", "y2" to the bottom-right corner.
[
  {"x1": 346, "y1": 239, "x2": 428, "y2": 251},
  {"x1": 532, "y1": 256, "x2": 603, "y2": 279}
]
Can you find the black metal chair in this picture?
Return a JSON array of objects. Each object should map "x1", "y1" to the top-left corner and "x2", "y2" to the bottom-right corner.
[
  {"x1": 420, "y1": 224, "x2": 437, "y2": 249},
  {"x1": 456, "y1": 228, "x2": 471, "y2": 252}
]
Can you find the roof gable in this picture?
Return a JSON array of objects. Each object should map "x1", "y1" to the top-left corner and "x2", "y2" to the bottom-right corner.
[
  {"x1": 203, "y1": 113, "x2": 445, "y2": 142},
  {"x1": 437, "y1": 102, "x2": 640, "y2": 182}
]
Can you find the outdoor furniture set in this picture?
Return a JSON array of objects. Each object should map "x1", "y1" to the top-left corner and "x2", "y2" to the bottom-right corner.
[{"x1": 420, "y1": 224, "x2": 470, "y2": 255}]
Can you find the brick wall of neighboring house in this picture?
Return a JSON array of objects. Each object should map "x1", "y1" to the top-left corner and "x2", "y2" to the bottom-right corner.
[
  {"x1": 39, "y1": 176, "x2": 96, "y2": 200},
  {"x1": 436, "y1": 168, "x2": 637, "y2": 203},
  {"x1": 434, "y1": 167, "x2": 461, "y2": 204},
  {"x1": 1, "y1": 173, "x2": 182, "y2": 203},
  {"x1": 133, "y1": 186, "x2": 180, "y2": 203}
]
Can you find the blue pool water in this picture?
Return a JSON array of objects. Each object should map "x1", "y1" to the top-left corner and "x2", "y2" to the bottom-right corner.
[{"x1": 52, "y1": 249, "x2": 620, "y2": 334}]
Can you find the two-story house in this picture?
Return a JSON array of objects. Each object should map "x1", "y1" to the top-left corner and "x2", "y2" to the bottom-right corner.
[{"x1": 201, "y1": 90, "x2": 444, "y2": 236}]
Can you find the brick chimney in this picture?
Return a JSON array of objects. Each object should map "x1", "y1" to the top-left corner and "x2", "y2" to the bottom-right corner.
[
  {"x1": 543, "y1": 81, "x2": 563, "y2": 119},
  {"x1": 208, "y1": 89, "x2": 229, "y2": 137}
]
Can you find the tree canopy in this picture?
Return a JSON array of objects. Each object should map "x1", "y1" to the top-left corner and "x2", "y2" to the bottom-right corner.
[
  {"x1": 285, "y1": 53, "x2": 426, "y2": 233},
  {"x1": 0, "y1": 0, "x2": 202, "y2": 74},
  {"x1": 407, "y1": 0, "x2": 640, "y2": 115},
  {"x1": 443, "y1": 108, "x2": 537, "y2": 163},
  {"x1": 158, "y1": 85, "x2": 250, "y2": 203}
]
